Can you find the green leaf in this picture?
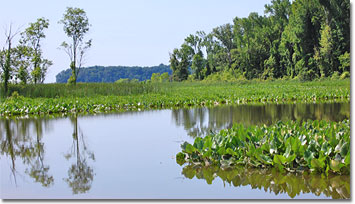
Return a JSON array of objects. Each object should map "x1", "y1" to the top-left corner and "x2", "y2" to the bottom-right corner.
[
  {"x1": 176, "y1": 152, "x2": 186, "y2": 166},
  {"x1": 344, "y1": 154, "x2": 350, "y2": 166},
  {"x1": 258, "y1": 154, "x2": 273, "y2": 165},
  {"x1": 330, "y1": 160, "x2": 341, "y2": 172},
  {"x1": 203, "y1": 136, "x2": 212, "y2": 149},
  {"x1": 283, "y1": 143, "x2": 291, "y2": 158},
  {"x1": 270, "y1": 146, "x2": 277, "y2": 155},
  {"x1": 291, "y1": 137, "x2": 301, "y2": 153},
  {"x1": 193, "y1": 137, "x2": 204, "y2": 151},
  {"x1": 273, "y1": 155, "x2": 286, "y2": 165},
  {"x1": 285, "y1": 154, "x2": 296, "y2": 163},
  {"x1": 202, "y1": 149, "x2": 212, "y2": 158},
  {"x1": 304, "y1": 150, "x2": 314, "y2": 164},
  {"x1": 226, "y1": 148, "x2": 236, "y2": 156},
  {"x1": 217, "y1": 147, "x2": 226, "y2": 155},
  {"x1": 185, "y1": 144, "x2": 196, "y2": 154},
  {"x1": 311, "y1": 158, "x2": 324, "y2": 169},
  {"x1": 181, "y1": 141, "x2": 189, "y2": 151},
  {"x1": 334, "y1": 139, "x2": 343, "y2": 153},
  {"x1": 340, "y1": 142, "x2": 349, "y2": 157}
]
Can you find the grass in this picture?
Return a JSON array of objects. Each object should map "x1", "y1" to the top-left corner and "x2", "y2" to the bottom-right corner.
[
  {"x1": 176, "y1": 119, "x2": 350, "y2": 175},
  {"x1": 0, "y1": 79, "x2": 350, "y2": 116}
]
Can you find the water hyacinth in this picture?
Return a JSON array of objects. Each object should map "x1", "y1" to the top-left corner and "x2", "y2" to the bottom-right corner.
[{"x1": 176, "y1": 120, "x2": 350, "y2": 175}]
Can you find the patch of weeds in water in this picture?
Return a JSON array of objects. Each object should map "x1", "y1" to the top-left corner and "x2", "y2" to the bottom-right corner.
[
  {"x1": 177, "y1": 120, "x2": 350, "y2": 175},
  {"x1": 0, "y1": 79, "x2": 350, "y2": 116}
]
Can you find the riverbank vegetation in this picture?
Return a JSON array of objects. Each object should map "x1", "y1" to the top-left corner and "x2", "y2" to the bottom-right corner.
[
  {"x1": 176, "y1": 119, "x2": 350, "y2": 175},
  {"x1": 169, "y1": 0, "x2": 350, "y2": 82},
  {"x1": 0, "y1": 79, "x2": 350, "y2": 116}
]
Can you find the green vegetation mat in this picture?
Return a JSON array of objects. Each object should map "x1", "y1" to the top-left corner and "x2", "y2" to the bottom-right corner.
[
  {"x1": 176, "y1": 119, "x2": 350, "y2": 175},
  {"x1": 0, "y1": 79, "x2": 350, "y2": 116}
]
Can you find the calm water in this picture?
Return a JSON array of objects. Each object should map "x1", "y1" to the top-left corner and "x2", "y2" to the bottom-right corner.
[{"x1": 0, "y1": 102, "x2": 350, "y2": 199}]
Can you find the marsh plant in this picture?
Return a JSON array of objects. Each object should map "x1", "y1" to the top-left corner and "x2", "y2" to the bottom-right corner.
[{"x1": 176, "y1": 120, "x2": 350, "y2": 175}]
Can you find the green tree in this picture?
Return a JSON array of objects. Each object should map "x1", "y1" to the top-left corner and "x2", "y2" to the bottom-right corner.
[
  {"x1": 338, "y1": 52, "x2": 350, "y2": 72},
  {"x1": 212, "y1": 23, "x2": 234, "y2": 69},
  {"x1": 279, "y1": 0, "x2": 322, "y2": 79},
  {"x1": 319, "y1": 0, "x2": 350, "y2": 73},
  {"x1": 20, "y1": 18, "x2": 52, "y2": 84},
  {"x1": 233, "y1": 13, "x2": 270, "y2": 79},
  {"x1": 184, "y1": 34, "x2": 202, "y2": 55},
  {"x1": 0, "y1": 26, "x2": 18, "y2": 97},
  {"x1": 314, "y1": 24, "x2": 333, "y2": 77},
  {"x1": 159, "y1": 72, "x2": 169, "y2": 82},
  {"x1": 169, "y1": 44, "x2": 192, "y2": 81},
  {"x1": 191, "y1": 52, "x2": 205, "y2": 80},
  {"x1": 264, "y1": 0, "x2": 291, "y2": 78},
  {"x1": 59, "y1": 7, "x2": 92, "y2": 85},
  {"x1": 151, "y1": 72, "x2": 161, "y2": 82},
  {"x1": 12, "y1": 45, "x2": 32, "y2": 84}
]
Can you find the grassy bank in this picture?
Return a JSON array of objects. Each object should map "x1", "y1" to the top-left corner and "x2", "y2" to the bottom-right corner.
[
  {"x1": 0, "y1": 79, "x2": 350, "y2": 116},
  {"x1": 176, "y1": 119, "x2": 350, "y2": 175}
]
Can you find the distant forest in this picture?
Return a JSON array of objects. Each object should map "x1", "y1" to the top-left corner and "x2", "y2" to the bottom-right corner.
[{"x1": 56, "y1": 64, "x2": 172, "y2": 83}]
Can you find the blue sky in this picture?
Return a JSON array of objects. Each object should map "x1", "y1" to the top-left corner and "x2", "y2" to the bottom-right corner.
[{"x1": 1, "y1": 0, "x2": 270, "y2": 83}]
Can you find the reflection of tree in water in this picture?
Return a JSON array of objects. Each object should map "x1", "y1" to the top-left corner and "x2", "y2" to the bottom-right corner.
[
  {"x1": 181, "y1": 165, "x2": 350, "y2": 199},
  {"x1": 64, "y1": 115, "x2": 95, "y2": 194},
  {"x1": 0, "y1": 118, "x2": 53, "y2": 187},
  {"x1": 172, "y1": 103, "x2": 350, "y2": 138}
]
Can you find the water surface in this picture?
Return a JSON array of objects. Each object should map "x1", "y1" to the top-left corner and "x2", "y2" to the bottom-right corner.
[{"x1": 0, "y1": 102, "x2": 350, "y2": 199}]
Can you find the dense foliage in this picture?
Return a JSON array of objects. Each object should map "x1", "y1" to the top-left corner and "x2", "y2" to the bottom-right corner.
[
  {"x1": 0, "y1": 79, "x2": 349, "y2": 116},
  {"x1": 176, "y1": 119, "x2": 350, "y2": 175},
  {"x1": 0, "y1": 19, "x2": 52, "y2": 96},
  {"x1": 56, "y1": 64, "x2": 172, "y2": 83},
  {"x1": 170, "y1": 0, "x2": 350, "y2": 82}
]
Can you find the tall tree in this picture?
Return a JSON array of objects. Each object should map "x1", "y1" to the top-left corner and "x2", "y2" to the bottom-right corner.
[
  {"x1": 279, "y1": 0, "x2": 322, "y2": 79},
  {"x1": 59, "y1": 7, "x2": 92, "y2": 85},
  {"x1": 314, "y1": 24, "x2": 333, "y2": 77},
  {"x1": 212, "y1": 23, "x2": 234, "y2": 69},
  {"x1": 184, "y1": 33, "x2": 205, "y2": 80},
  {"x1": 191, "y1": 52, "x2": 205, "y2": 80},
  {"x1": 264, "y1": 0, "x2": 291, "y2": 78},
  {"x1": 169, "y1": 44, "x2": 192, "y2": 81},
  {"x1": 0, "y1": 26, "x2": 18, "y2": 97},
  {"x1": 12, "y1": 45, "x2": 32, "y2": 84},
  {"x1": 20, "y1": 18, "x2": 52, "y2": 84}
]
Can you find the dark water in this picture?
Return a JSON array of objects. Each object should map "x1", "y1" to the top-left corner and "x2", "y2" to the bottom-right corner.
[{"x1": 0, "y1": 102, "x2": 350, "y2": 199}]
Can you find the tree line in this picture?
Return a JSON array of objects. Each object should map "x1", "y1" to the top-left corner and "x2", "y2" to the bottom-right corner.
[
  {"x1": 56, "y1": 64, "x2": 172, "y2": 83},
  {"x1": 0, "y1": 7, "x2": 91, "y2": 96},
  {"x1": 170, "y1": 0, "x2": 350, "y2": 82}
]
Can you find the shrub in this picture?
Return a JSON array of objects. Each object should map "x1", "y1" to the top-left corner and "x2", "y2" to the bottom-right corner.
[
  {"x1": 331, "y1": 71, "x2": 340, "y2": 80},
  {"x1": 340, "y1": 71, "x2": 350, "y2": 79}
]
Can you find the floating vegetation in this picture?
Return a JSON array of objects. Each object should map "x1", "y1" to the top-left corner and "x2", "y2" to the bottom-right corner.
[
  {"x1": 176, "y1": 120, "x2": 350, "y2": 175},
  {"x1": 0, "y1": 80, "x2": 350, "y2": 116},
  {"x1": 181, "y1": 165, "x2": 350, "y2": 199}
]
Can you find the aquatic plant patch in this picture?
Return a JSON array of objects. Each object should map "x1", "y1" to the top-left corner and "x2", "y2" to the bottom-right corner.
[
  {"x1": 176, "y1": 120, "x2": 350, "y2": 175},
  {"x1": 0, "y1": 79, "x2": 350, "y2": 116}
]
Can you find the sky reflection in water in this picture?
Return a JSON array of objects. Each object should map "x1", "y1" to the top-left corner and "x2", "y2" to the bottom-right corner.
[{"x1": 0, "y1": 102, "x2": 350, "y2": 199}]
